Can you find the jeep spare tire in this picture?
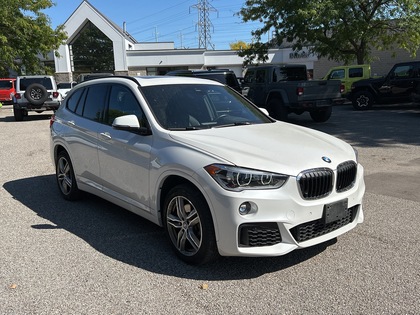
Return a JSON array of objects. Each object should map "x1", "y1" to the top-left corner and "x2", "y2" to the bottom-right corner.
[{"x1": 25, "y1": 83, "x2": 48, "y2": 105}]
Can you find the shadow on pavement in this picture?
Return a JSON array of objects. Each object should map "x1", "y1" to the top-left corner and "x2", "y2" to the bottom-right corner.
[
  {"x1": 3, "y1": 175, "x2": 335, "y2": 280},
  {"x1": 288, "y1": 103, "x2": 420, "y2": 147}
]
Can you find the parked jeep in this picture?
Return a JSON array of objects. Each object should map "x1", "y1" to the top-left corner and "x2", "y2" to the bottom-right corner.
[
  {"x1": 13, "y1": 75, "x2": 62, "y2": 121},
  {"x1": 0, "y1": 78, "x2": 16, "y2": 105},
  {"x1": 323, "y1": 64, "x2": 372, "y2": 98},
  {"x1": 348, "y1": 61, "x2": 420, "y2": 110}
]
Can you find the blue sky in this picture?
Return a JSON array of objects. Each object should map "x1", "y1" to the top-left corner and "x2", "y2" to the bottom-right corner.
[{"x1": 43, "y1": 0, "x2": 264, "y2": 50}]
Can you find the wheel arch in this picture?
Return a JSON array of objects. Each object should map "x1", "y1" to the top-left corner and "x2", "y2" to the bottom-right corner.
[{"x1": 157, "y1": 175, "x2": 218, "y2": 237}]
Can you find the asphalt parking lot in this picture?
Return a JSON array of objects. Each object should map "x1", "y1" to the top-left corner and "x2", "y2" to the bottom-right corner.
[{"x1": 1, "y1": 103, "x2": 419, "y2": 315}]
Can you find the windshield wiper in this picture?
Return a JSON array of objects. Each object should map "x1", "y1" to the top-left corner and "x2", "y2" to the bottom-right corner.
[
  {"x1": 213, "y1": 121, "x2": 252, "y2": 128},
  {"x1": 168, "y1": 126, "x2": 204, "y2": 131}
]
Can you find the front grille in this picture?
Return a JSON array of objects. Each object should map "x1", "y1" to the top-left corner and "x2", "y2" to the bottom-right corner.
[
  {"x1": 290, "y1": 205, "x2": 358, "y2": 243},
  {"x1": 336, "y1": 161, "x2": 357, "y2": 192},
  {"x1": 297, "y1": 168, "x2": 333, "y2": 200},
  {"x1": 239, "y1": 223, "x2": 282, "y2": 247}
]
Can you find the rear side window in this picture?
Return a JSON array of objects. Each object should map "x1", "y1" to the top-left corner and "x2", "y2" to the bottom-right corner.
[
  {"x1": 80, "y1": 85, "x2": 108, "y2": 121},
  {"x1": 66, "y1": 88, "x2": 86, "y2": 113},
  {"x1": 349, "y1": 68, "x2": 363, "y2": 78}
]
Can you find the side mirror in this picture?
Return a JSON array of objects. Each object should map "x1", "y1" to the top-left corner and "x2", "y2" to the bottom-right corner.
[
  {"x1": 112, "y1": 114, "x2": 152, "y2": 135},
  {"x1": 259, "y1": 108, "x2": 269, "y2": 115}
]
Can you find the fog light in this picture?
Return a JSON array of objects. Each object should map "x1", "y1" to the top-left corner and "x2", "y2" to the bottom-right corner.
[{"x1": 238, "y1": 202, "x2": 257, "y2": 215}]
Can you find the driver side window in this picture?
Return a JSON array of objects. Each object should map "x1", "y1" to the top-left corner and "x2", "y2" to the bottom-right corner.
[{"x1": 107, "y1": 85, "x2": 144, "y2": 125}]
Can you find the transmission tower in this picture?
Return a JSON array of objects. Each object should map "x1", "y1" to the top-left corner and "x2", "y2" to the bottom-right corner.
[{"x1": 191, "y1": 0, "x2": 218, "y2": 50}]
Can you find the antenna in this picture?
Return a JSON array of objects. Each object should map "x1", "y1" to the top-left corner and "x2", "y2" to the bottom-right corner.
[{"x1": 191, "y1": 0, "x2": 218, "y2": 50}]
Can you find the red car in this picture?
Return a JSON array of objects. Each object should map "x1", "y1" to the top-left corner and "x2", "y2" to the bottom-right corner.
[{"x1": 0, "y1": 78, "x2": 16, "y2": 105}]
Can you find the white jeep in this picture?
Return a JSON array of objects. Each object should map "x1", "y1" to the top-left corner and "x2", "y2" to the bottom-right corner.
[{"x1": 13, "y1": 75, "x2": 62, "y2": 121}]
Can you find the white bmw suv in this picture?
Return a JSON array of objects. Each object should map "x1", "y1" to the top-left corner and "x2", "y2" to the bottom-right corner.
[{"x1": 50, "y1": 75, "x2": 365, "y2": 264}]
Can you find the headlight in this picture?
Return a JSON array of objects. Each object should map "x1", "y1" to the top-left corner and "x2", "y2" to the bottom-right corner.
[{"x1": 204, "y1": 164, "x2": 289, "y2": 191}]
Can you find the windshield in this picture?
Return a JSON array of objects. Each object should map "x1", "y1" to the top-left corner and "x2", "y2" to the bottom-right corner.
[{"x1": 141, "y1": 84, "x2": 272, "y2": 130}]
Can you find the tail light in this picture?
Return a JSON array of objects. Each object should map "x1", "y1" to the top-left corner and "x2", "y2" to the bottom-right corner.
[
  {"x1": 296, "y1": 87, "x2": 304, "y2": 96},
  {"x1": 340, "y1": 84, "x2": 345, "y2": 94},
  {"x1": 15, "y1": 93, "x2": 21, "y2": 99},
  {"x1": 50, "y1": 114, "x2": 55, "y2": 128},
  {"x1": 53, "y1": 91, "x2": 59, "y2": 98}
]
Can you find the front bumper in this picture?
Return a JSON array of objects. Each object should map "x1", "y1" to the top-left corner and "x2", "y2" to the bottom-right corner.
[{"x1": 202, "y1": 164, "x2": 365, "y2": 257}]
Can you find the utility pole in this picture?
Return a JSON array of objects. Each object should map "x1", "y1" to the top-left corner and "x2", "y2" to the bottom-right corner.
[{"x1": 191, "y1": 0, "x2": 218, "y2": 50}]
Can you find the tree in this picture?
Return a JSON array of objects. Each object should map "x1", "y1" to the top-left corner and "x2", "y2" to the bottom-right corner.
[
  {"x1": 0, "y1": 0, "x2": 67, "y2": 76},
  {"x1": 239, "y1": 0, "x2": 420, "y2": 65},
  {"x1": 71, "y1": 21, "x2": 115, "y2": 75},
  {"x1": 229, "y1": 40, "x2": 250, "y2": 51}
]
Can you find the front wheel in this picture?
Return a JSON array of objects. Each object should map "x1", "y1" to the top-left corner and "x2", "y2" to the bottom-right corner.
[
  {"x1": 267, "y1": 98, "x2": 288, "y2": 121},
  {"x1": 352, "y1": 91, "x2": 374, "y2": 110},
  {"x1": 56, "y1": 151, "x2": 81, "y2": 201},
  {"x1": 310, "y1": 106, "x2": 332, "y2": 122},
  {"x1": 163, "y1": 184, "x2": 218, "y2": 265}
]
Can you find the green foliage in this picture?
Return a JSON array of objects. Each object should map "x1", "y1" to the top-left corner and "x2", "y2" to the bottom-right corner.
[
  {"x1": 71, "y1": 22, "x2": 115, "y2": 75},
  {"x1": 239, "y1": 0, "x2": 420, "y2": 65},
  {"x1": 0, "y1": 0, "x2": 67, "y2": 75}
]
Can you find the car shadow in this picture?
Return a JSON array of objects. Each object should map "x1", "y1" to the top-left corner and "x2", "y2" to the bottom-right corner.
[
  {"x1": 3, "y1": 175, "x2": 335, "y2": 280},
  {"x1": 288, "y1": 103, "x2": 420, "y2": 147}
]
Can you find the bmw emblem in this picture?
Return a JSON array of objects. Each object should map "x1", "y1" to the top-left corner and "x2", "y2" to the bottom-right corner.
[{"x1": 322, "y1": 156, "x2": 332, "y2": 163}]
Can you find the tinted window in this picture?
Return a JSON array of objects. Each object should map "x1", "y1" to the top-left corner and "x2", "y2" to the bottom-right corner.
[
  {"x1": 82, "y1": 85, "x2": 108, "y2": 121},
  {"x1": 107, "y1": 85, "x2": 144, "y2": 125},
  {"x1": 0, "y1": 81, "x2": 13, "y2": 89},
  {"x1": 255, "y1": 70, "x2": 266, "y2": 83},
  {"x1": 66, "y1": 88, "x2": 85, "y2": 113},
  {"x1": 329, "y1": 69, "x2": 345, "y2": 79},
  {"x1": 349, "y1": 68, "x2": 363, "y2": 78},
  {"x1": 19, "y1": 78, "x2": 53, "y2": 90},
  {"x1": 393, "y1": 65, "x2": 414, "y2": 78},
  {"x1": 244, "y1": 70, "x2": 255, "y2": 84}
]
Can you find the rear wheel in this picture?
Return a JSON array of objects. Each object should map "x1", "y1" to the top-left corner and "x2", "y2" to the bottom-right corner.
[
  {"x1": 13, "y1": 107, "x2": 25, "y2": 121},
  {"x1": 352, "y1": 91, "x2": 374, "y2": 110},
  {"x1": 163, "y1": 184, "x2": 218, "y2": 265},
  {"x1": 56, "y1": 151, "x2": 81, "y2": 200},
  {"x1": 310, "y1": 106, "x2": 332, "y2": 122}
]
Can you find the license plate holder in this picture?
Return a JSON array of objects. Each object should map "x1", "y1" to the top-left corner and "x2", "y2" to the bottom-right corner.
[{"x1": 323, "y1": 199, "x2": 348, "y2": 224}]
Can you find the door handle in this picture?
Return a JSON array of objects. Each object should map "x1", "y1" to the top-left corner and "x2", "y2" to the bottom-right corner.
[
  {"x1": 67, "y1": 120, "x2": 75, "y2": 126},
  {"x1": 100, "y1": 132, "x2": 111, "y2": 139}
]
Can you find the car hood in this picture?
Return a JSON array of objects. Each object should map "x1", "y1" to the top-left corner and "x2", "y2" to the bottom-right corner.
[{"x1": 168, "y1": 122, "x2": 355, "y2": 176}]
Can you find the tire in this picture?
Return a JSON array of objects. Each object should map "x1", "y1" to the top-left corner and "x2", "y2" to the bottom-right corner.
[
  {"x1": 24, "y1": 83, "x2": 48, "y2": 105},
  {"x1": 163, "y1": 184, "x2": 218, "y2": 265},
  {"x1": 13, "y1": 107, "x2": 25, "y2": 121},
  {"x1": 56, "y1": 151, "x2": 81, "y2": 201},
  {"x1": 352, "y1": 90, "x2": 374, "y2": 110},
  {"x1": 267, "y1": 98, "x2": 288, "y2": 121},
  {"x1": 310, "y1": 106, "x2": 332, "y2": 122}
]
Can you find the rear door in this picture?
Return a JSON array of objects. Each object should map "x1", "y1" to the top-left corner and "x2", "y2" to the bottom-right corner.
[{"x1": 60, "y1": 84, "x2": 107, "y2": 190}]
